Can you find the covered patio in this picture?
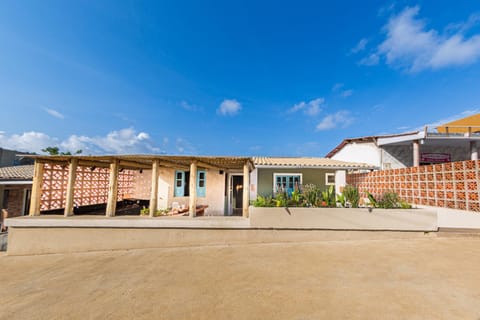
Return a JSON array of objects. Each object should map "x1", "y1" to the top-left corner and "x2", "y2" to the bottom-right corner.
[{"x1": 27, "y1": 155, "x2": 254, "y2": 218}]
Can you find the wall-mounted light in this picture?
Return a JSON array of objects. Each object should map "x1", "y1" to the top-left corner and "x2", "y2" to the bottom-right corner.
[
  {"x1": 139, "y1": 169, "x2": 143, "y2": 174},
  {"x1": 90, "y1": 166, "x2": 96, "y2": 171},
  {"x1": 219, "y1": 170, "x2": 224, "y2": 175},
  {"x1": 119, "y1": 168, "x2": 124, "y2": 173}
]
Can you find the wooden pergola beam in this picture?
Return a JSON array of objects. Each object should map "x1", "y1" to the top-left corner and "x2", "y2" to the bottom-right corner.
[
  {"x1": 64, "y1": 158, "x2": 78, "y2": 217},
  {"x1": 189, "y1": 161, "x2": 197, "y2": 217},
  {"x1": 106, "y1": 160, "x2": 119, "y2": 217},
  {"x1": 29, "y1": 161, "x2": 44, "y2": 216},
  {"x1": 149, "y1": 160, "x2": 159, "y2": 217},
  {"x1": 196, "y1": 160, "x2": 223, "y2": 170}
]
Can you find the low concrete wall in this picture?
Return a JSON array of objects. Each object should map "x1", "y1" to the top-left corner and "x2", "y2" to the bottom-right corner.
[
  {"x1": 250, "y1": 207, "x2": 438, "y2": 231},
  {"x1": 434, "y1": 206, "x2": 480, "y2": 229},
  {"x1": 6, "y1": 227, "x2": 435, "y2": 256}
]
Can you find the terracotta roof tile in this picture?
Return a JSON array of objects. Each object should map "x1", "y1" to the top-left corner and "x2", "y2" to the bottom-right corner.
[
  {"x1": 253, "y1": 157, "x2": 376, "y2": 169},
  {"x1": 0, "y1": 165, "x2": 34, "y2": 180}
]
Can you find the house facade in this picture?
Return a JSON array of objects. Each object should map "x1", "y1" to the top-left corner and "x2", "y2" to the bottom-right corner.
[
  {"x1": 25, "y1": 155, "x2": 254, "y2": 218},
  {"x1": 250, "y1": 157, "x2": 376, "y2": 198}
]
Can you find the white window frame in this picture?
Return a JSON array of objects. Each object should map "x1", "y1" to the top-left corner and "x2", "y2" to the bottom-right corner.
[
  {"x1": 325, "y1": 173, "x2": 335, "y2": 186},
  {"x1": 273, "y1": 173, "x2": 303, "y2": 193}
]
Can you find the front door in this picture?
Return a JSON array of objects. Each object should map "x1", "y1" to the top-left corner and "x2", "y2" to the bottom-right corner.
[{"x1": 231, "y1": 175, "x2": 243, "y2": 216}]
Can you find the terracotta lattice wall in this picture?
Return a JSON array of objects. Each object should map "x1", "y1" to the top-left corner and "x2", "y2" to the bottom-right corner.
[
  {"x1": 40, "y1": 164, "x2": 135, "y2": 211},
  {"x1": 346, "y1": 160, "x2": 480, "y2": 212}
]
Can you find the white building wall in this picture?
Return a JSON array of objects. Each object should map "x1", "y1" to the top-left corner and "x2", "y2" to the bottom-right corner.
[{"x1": 331, "y1": 142, "x2": 381, "y2": 167}]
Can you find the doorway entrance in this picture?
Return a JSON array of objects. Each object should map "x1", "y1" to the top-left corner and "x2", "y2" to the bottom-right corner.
[{"x1": 230, "y1": 175, "x2": 244, "y2": 216}]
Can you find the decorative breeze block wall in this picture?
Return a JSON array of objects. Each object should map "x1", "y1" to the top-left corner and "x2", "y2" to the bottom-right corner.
[
  {"x1": 346, "y1": 160, "x2": 479, "y2": 212},
  {"x1": 40, "y1": 164, "x2": 135, "y2": 211}
]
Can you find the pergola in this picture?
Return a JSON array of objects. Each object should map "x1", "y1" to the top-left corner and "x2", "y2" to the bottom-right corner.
[{"x1": 28, "y1": 155, "x2": 254, "y2": 218}]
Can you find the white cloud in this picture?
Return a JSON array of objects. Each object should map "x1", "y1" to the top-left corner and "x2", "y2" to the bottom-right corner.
[
  {"x1": 341, "y1": 89, "x2": 353, "y2": 98},
  {"x1": 0, "y1": 131, "x2": 58, "y2": 153},
  {"x1": 332, "y1": 83, "x2": 344, "y2": 92},
  {"x1": 373, "y1": 6, "x2": 480, "y2": 72},
  {"x1": 175, "y1": 138, "x2": 196, "y2": 154},
  {"x1": 217, "y1": 99, "x2": 241, "y2": 116},
  {"x1": 289, "y1": 98, "x2": 324, "y2": 116},
  {"x1": 351, "y1": 38, "x2": 368, "y2": 54},
  {"x1": 316, "y1": 111, "x2": 354, "y2": 131},
  {"x1": 180, "y1": 101, "x2": 200, "y2": 112},
  {"x1": 44, "y1": 107, "x2": 65, "y2": 119},
  {"x1": 0, "y1": 128, "x2": 161, "y2": 154},
  {"x1": 359, "y1": 53, "x2": 380, "y2": 66}
]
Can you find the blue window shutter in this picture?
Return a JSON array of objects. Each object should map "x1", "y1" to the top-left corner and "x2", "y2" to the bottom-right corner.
[
  {"x1": 197, "y1": 170, "x2": 206, "y2": 197},
  {"x1": 174, "y1": 171, "x2": 185, "y2": 197}
]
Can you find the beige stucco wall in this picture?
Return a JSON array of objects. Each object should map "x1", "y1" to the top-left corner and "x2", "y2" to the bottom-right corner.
[
  {"x1": 158, "y1": 167, "x2": 226, "y2": 216},
  {"x1": 130, "y1": 168, "x2": 226, "y2": 215},
  {"x1": 6, "y1": 226, "x2": 434, "y2": 255}
]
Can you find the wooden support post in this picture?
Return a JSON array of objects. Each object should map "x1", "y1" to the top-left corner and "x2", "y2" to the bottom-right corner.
[
  {"x1": 64, "y1": 158, "x2": 78, "y2": 217},
  {"x1": 243, "y1": 162, "x2": 250, "y2": 218},
  {"x1": 413, "y1": 140, "x2": 420, "y2": 167},
  {"x1": 189, "y1": 161, "x2": 197, "y2": 217},
  {"x1": 149, "y1": 160, "x2": 160, "y2": 217},
  {"x1": 106, "y1": 160, "x2": 119, "y2": 217},
  {"x1": 29, "y1": 161, "x2": 44, "y2": 216}
]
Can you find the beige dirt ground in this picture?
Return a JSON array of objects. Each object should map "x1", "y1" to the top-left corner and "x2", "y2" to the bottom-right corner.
[{"x1": 1, "y1": 237, "x2": 480, "y2": 319}]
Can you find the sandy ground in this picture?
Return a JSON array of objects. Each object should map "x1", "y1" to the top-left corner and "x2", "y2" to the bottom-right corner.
[{"x1": 1, "y1": 237, "x2": 480, "y2": 319}]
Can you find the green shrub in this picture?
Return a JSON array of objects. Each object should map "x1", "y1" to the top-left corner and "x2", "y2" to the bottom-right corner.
[
  {"x1": 343, "y1": 185, "x2": 359, "y2": 208},
  {"x1": 303, "y1": 184, "x2": 320, "y2": 207},
  {"x1": 378, "y1": 191, "x2": 399, "y2": 209},
  {"x1": 252, "y1": 195, "x2": 274, "y2": 207}
]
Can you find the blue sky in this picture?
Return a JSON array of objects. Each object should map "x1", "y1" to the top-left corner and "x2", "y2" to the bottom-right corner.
[{"x1": 1, "y1": 1, "x2": 480, "y2": 156}]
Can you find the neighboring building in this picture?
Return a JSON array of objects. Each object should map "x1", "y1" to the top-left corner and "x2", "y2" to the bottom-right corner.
[
  {"x1": 250, "y1": 157, "x2": 376, "y2": 199},
  {"x1": 0, "y1": 165, "x2": 33, "y2": 223},
  {"x1": 0, "y1": 148, "x2": 34, "y2": 167},
  {"x1": 326, "y1": 114, "x2": 480, "y2": 169}
]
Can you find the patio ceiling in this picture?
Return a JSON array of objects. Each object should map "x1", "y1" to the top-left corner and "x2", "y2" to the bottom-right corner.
[{"x1": 23, "y1": 155, "x2": 255, "y2": 171}]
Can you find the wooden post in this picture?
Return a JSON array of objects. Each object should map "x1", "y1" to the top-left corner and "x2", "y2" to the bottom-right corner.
[
  {"x1": 189, "y1": 161, "x2": 197, "y2": 217},
  {"x1": 64, "y1": 158, "x2": 78, "y2": 217},
  {"x1": 149, "y1": 160, "x2": 160, "y2": 217},
  {"x1": 243, "y1": 162, "x2": 250, "y2": 218},
  {"x1": 413, "y1": 140, "x2": 420, "y2": 167},
  {"x1": 106, "y1": 160, "x2": 119, "y2": 217},
  {"x1": 29, "y1": 161, "x2": 44, "y2": 216}
]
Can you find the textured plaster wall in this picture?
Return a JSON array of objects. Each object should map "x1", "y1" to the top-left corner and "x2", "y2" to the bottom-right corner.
[
  {"x1": 158, "y1": 167, "x2": 226, "y2": 215},
  {"x1": 257, "y1": 168, "x2": 334, "y2": 197},
  {"x1": 331, "y1": 142, "x2": 381, "y2": 167}
]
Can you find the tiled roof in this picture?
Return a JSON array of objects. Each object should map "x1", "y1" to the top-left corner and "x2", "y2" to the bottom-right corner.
[
  {"x1": 0, "y1": 165, "x2": 34, "y2": 180},
  {"x1": 253, "y1": 157, "x2": 376, "y2": 169}
]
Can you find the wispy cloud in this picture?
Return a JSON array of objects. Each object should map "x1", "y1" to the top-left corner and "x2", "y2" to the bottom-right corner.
[
  {"x1": 289, "y1": 98, "x2": 324, "y2": 116},
  {"x1": 340, "y1": 89, "x2": 353, "y2": 98},
  {"x1": 332, "y1": 84, "x2": 353, "y2": 98},
  {"x1": 217, "y1": 99, "x2": 241, "y2": 116},
  {"x1": 351, "y1": 38, "x2": 368, "y2": 54},
  {"x1": 179, "y1": 100, "x2": 200, "y2": 112},
  {"x1": 44, "y1": 107, "x2": 65, "y2": 119},
  {"x1": 364, "y1": 6, "x2": 480, "y2": 72},
  {"x1": 175, "y1": 137, "x2": 196, "y2": 154},
  {"x1": 316, "y1": 111, "x2": 354, "y2": 131},
  {"x1": 0, "y1": 128, "x2": 162, "y2": 154}
]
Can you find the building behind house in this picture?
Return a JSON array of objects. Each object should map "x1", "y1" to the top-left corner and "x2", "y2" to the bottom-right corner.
[{"x1": 326, "y1": 113, "x2": 480, "y2": 169}]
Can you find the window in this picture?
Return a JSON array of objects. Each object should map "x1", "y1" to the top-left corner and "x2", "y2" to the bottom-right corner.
[
  {"x1": 325, "y1": 173, "x2": 335, "y2": 185},
  {"x1": 174, "y1": 170, "x2": 206, "y2": 197},
  {"x1": 273, "y1": 173, "x2": 302, "y2": 196}
]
